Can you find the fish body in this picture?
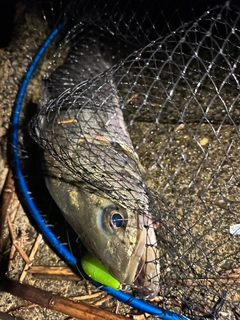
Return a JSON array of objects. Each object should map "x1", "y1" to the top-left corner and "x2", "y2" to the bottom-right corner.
[{"x1": 30, "y1": 38, "x2": 159, "y2": 297}]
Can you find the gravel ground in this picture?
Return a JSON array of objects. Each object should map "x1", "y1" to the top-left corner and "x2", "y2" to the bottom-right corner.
[{"x1": 1, "y1": 1, "x2": 240, "y2": 320}]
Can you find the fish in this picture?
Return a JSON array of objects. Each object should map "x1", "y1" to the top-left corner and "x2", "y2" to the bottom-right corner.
[{"x1": 30, "y1": 36, "x2": 160, "y2": 298}]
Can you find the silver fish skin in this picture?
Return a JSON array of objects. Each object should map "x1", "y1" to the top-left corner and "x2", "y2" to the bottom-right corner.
[{"x1": 30, "y1": 38, "x2": 159, "y2": 296}]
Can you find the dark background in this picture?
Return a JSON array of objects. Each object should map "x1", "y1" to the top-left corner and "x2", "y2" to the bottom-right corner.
[{"x1": 0, "y1": 0, "x2": 236, "y2": 47}]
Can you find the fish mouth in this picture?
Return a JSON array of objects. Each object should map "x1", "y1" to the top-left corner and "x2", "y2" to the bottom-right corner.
[{"x1": 124, "y1": 213, "x2": 159, "y2": 299}]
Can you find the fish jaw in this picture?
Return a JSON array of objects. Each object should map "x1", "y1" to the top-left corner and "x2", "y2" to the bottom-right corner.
[
  {"x1": 130, "y1": 214, "x2": 160, "y2": 299},
  {"x1": 142, "y1": 220, "x2": 160, "y2": 299}
]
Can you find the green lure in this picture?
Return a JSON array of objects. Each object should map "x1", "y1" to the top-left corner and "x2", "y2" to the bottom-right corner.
[{"x1": 81, "y1": 253, "x2": 121, "y2": 289}]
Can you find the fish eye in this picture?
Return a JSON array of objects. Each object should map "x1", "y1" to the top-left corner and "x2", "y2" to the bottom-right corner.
[
  {"x1": 102, "y1": 205, "x2": 126, "y2": 232},
  {"x1": 110, "y1": 211, "x2": 125, "y2": 229}
]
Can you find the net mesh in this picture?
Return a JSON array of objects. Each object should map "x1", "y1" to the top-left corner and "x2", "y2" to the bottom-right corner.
[{"x1": 28, "y1": 0, "x2": 240, "y2": 318}]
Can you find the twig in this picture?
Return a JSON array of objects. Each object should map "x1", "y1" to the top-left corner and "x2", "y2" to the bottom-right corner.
[
  {"x1": 0, "y1": 169, "x2": 15, "y2": 251},
  {"x1": 0, "y1": 275, "x2": 128, "y2": 320},
  {"x1": 19, "y1": 233, "x2": 43, "y2": 283},
  {"x1": 126, "y1": 93, "x2": 139, "y2": 104},
  {"x1": 0, "y1": 168, "x2": 31, "y2": 270},
  {"x1": 91, "y1": 294, "x2": 111, "y2": 307},
  {"x1": 72, "y1": 292, "x2": 106, "y2": 301},
  {"x1": 7, "y1": 213, "x2": 31, "y2": 265},
  {"x1": 27, "y1": 265, "x2": 81, "y2": 281},
  {"x1": 10, "y1": 303, "x2": 39, "y2": 313},
  {"x1": 0, "y1": 169, "x2": 15, "y2": 220}
]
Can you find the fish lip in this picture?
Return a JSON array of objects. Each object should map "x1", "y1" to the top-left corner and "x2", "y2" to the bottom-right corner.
[
  {"x1": 132, "y1": 250, "x2": 158, "y2": 300},
  {"x1": 123, "y1": 212, "x2": 147, "y2": 285},
  {"x1": 123, "y1": 212, "x2": 148, "y2": 284},
  {"x1": 125, "y1": 212, "x2": 159, "y2": 299}
]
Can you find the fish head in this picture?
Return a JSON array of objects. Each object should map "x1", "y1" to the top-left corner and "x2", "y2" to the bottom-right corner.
[
  {"x1": 66, "y1": 187, "x2": 147, "y2": 285},
  {"x1": 45, "y1": 174, "x2": 159, "y2": 296}
]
